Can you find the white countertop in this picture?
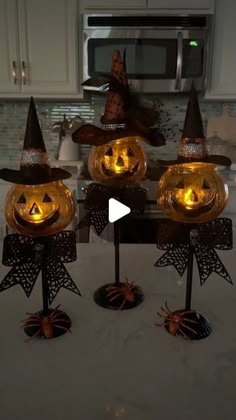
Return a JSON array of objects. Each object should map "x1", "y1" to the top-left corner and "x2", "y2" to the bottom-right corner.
[{"x1": 0, "y1": 240, "x2": 236, "y2": 420}]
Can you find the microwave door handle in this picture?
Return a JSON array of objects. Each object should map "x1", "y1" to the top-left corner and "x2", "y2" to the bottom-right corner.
[{"x1": 175, "y1": 32, "x2": 183, "y2": 90}]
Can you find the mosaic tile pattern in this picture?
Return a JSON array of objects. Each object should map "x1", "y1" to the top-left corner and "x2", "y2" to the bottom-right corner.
[{"x1": 0, "y1": 95, "x2": 234, "y2": 169}]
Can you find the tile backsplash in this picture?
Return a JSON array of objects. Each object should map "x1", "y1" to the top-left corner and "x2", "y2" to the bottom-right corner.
[{"x1": 0, "y1": 94, "x2": 235, "y2": 169}]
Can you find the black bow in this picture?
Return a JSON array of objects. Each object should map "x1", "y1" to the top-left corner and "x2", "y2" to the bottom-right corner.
[
  {"x1": 155, "y1": 218, "x2": 233, "y2": 285},
  {"x1": 78, "y1": 183, "x2": 147, "y2": 235},
  {"x1": 0, "y1": 231, "x2": 81, "y2": 304}
]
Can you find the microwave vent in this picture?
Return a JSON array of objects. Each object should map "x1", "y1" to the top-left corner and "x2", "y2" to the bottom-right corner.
[{"x1": 87, "y1": 15, "x2": 207, "y2": 28}]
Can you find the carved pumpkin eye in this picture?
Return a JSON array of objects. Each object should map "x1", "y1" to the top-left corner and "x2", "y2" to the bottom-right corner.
[
  {"x1": 176, "y1": 179, "x2": 184, "y2": 189},
  {"x1": 202, "y1": 179, "x2": 210, "y2": 189},
  {"x1": 127, "y1": 148, "x2": 135, "y2": 157},
  {"x1": 43, "y1": 193, "x2": 52, "y2": 203},
  {"x1": 105, "y1": 147, "x2": 113, "y2": 156},
  {"x1": 17, "y1": 194, "x2": 26, "y2": 203}
]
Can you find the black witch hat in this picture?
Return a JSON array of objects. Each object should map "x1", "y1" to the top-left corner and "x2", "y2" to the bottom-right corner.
[
  {"x1": 72, "y1": 49, "x2": 165, "y2": 148},
  {"x1": 158, "y1": 83, "x2": 231, "y2": 167},
  {"x1": 0, "y1": 97, "x2": 71, "y2": 185}
]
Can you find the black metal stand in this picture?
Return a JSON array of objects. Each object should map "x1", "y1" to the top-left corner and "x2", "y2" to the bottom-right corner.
[
  {"x1": 23, "y1": 269, "x2": 72, "y2": 340},
  {"x1": 165, "y1": 244, "x2": 212, "y2": 340},
  {"x1": 185, "y1": 247, "x2": 194, "y2": 311},
  {"x1": 114, "y1": 221, "x2": 120, "y2": 285},
  {"x1": 94, "y1": 220, "x2": 144, "y2": 310},
  {"x1": 42, "y1": 267, "x2": 49, "y2": 315},
  {"x1": 23, "y1": 238, "x2": 72, "y2": 340}
]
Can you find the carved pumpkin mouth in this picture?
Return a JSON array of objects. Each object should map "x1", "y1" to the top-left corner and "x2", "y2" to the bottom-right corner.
[
  {"x1": 170, "y1": 194, "x2": 216, "y2": 217},
  {"x1": 101, "y1": 161, "x2": 140, "y2": 179},
  {"x1": 13, "y1": 208, "x2": 60, "y2": 231}
]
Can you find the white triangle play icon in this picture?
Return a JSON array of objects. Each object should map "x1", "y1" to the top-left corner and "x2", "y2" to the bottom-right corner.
[{"x1": 108, "y1": 198, "x2": 131, "y2": 223}]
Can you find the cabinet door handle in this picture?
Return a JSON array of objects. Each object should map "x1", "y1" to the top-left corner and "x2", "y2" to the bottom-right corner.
[
  {"x1": 12, "y1": 61, "x2": 17, "y2": 84},
  {"x1": 21, "y1": 61, "x2": 26, "y2": 84}
]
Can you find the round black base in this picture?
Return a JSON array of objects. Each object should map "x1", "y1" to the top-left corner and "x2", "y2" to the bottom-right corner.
[
  {"x1": 165, "y1": 309, "x2": 212, "y2": 340},
  {"x1": 23, "y1": 308, "x2": 72, "y2": 340},
  {"x1": 94, "y1": 282, "x2": 144, "y2": 310}
]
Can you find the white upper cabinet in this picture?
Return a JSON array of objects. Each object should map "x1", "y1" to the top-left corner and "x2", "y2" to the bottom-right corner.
[
  {"x1": 82, "y1": 0, "x2": 214, "y2": 10},
  {"x1": 82, "y1": 0, "x2": 146, "y2": 8},
  {"x1": 148, "y1": 0, "x2": 214, "y2": 11},
  {"x1": 18, "y1": 0, "x2": 78, "y2": 95},
  {"x1": 206, "y1": 0, "x2": 236, "y2": 99},
  {"x1": 0, "y1": 0, "x2": 79, "y2": 97},
  {"x1": 0, "y1": 0, "x2": 20, "y2": 93}
]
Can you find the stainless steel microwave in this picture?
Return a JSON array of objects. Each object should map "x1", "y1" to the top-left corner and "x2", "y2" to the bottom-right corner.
[{"x1": 82, "y1": 14, "x2": 211, "y2": 93}]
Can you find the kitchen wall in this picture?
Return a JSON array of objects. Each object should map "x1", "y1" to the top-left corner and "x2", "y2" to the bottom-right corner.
[{"x1": 0, "y1": 95, "x2": 236, "y2": 169}]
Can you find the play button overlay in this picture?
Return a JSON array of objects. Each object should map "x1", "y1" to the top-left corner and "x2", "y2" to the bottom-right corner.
[{"x1": 108, "y1": 198, "x2": 131, "y2": 223}]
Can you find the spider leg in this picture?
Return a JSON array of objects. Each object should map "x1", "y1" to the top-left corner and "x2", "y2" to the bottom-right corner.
[
  {"x1": 21, "y1": 323, "x2": 41, "y2": 328},
  {"x1": 164, "y1": 302, "x2": 173, "y2": 314},
  {"x1": 106, "y1": 290, "x2": 120, "y2": 298},
  {"x1": 106, "y1": 286, "x2": 118, "y2": 292},
  {"x1": 157, "y1": 311, "x2": 165, "y2": 318},
  {"x1": 160, "y1": 306, "x2": 171, "y2": 316},
  {"x1": 108, "y1": 293, "x2": 123, "y2": 302},
  {"x1": 180, "y1": 310, "x2": 197, "y2": 316},
  {"x1": 50, "y1": 318, "x2": 71, "y2": 324},
  {"x1": 52, "y1": 324, "x2": 72, "y2": 333},
  {"x1": 49, "y1": 311, "x2": 65, "y2": 321},
  {"x1": 107, "y1": 290, "x2": 122, "y2": 297},
  {"x1": 24, "y1": 329, "x2": 41, "y2": 342},
  {"x1": 124, "y1": 276, "x2": 130, "y2": 284},
  {"x1": 23, "y1": 316, "x2": 41, "y2": 322},
  {"x1": 119, "y1": 298, "x2": 127, "y2": 310},
  {"x1": 157, "y1": 311, "x2": 172, "y2": 320},
  {"x1": 25, "y1": 312, "x2": 41, "y2": 317},
  {"x1": 49, "y1": 311, "x2": 63, "y2": 321},
  {"x1": 21, "y1": 316, "x2": 41, "y2": 323},
  {"x1": 155, "y1": 321, "x2": 169, "y2": 327},
  {"x1": 21, "y1": 317, "x2": 41, "y2": 324},
  {"x1": 180, "y1": 322, "x2": 198, "y2": 335},
  {"x1": 53, "y1": 305, "x2": 62, "y2": 312},
  {"x1": 180, "y1": 317, "x2": 198, "y2": 324},
  {"x1": 177, "y1": 326, "x2": 190, "y2": 340}
]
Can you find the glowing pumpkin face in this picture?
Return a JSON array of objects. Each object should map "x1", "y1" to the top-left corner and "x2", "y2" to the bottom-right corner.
[
  {"x1": 5, "y1": 181, "x2": 75, "y2": 236},
  {"x1": 88, "y1": 137, "x2": 147, "y2": 185},
  {"x1": 157, "y1": 163, "x2": 228, "y2": 223}
]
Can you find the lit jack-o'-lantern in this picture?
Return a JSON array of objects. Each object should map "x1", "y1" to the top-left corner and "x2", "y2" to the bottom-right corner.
[
  {"x1": 157, "y1": 163, "x2": 228, "y2": 223},
  {"x1": 88, "y1": 137, "x2": 147, "y2": 185},
  {"x1": 5, "y1": 181, "x2": 75, "y2": 237}
]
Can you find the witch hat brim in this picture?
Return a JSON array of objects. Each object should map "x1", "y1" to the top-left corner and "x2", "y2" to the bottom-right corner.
[
  {"x1": 157, "y1": 83, "x2": 231, "y2": 168},
  {"x1": 72, "y1": 123, "x2": 166, "y2": 148},
  {"x1": 0, "y1": 97, "x2": 71, "y2": 185},
  {"x1": 0, "y1": 166, "x2": 71, "y2": 185}
]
